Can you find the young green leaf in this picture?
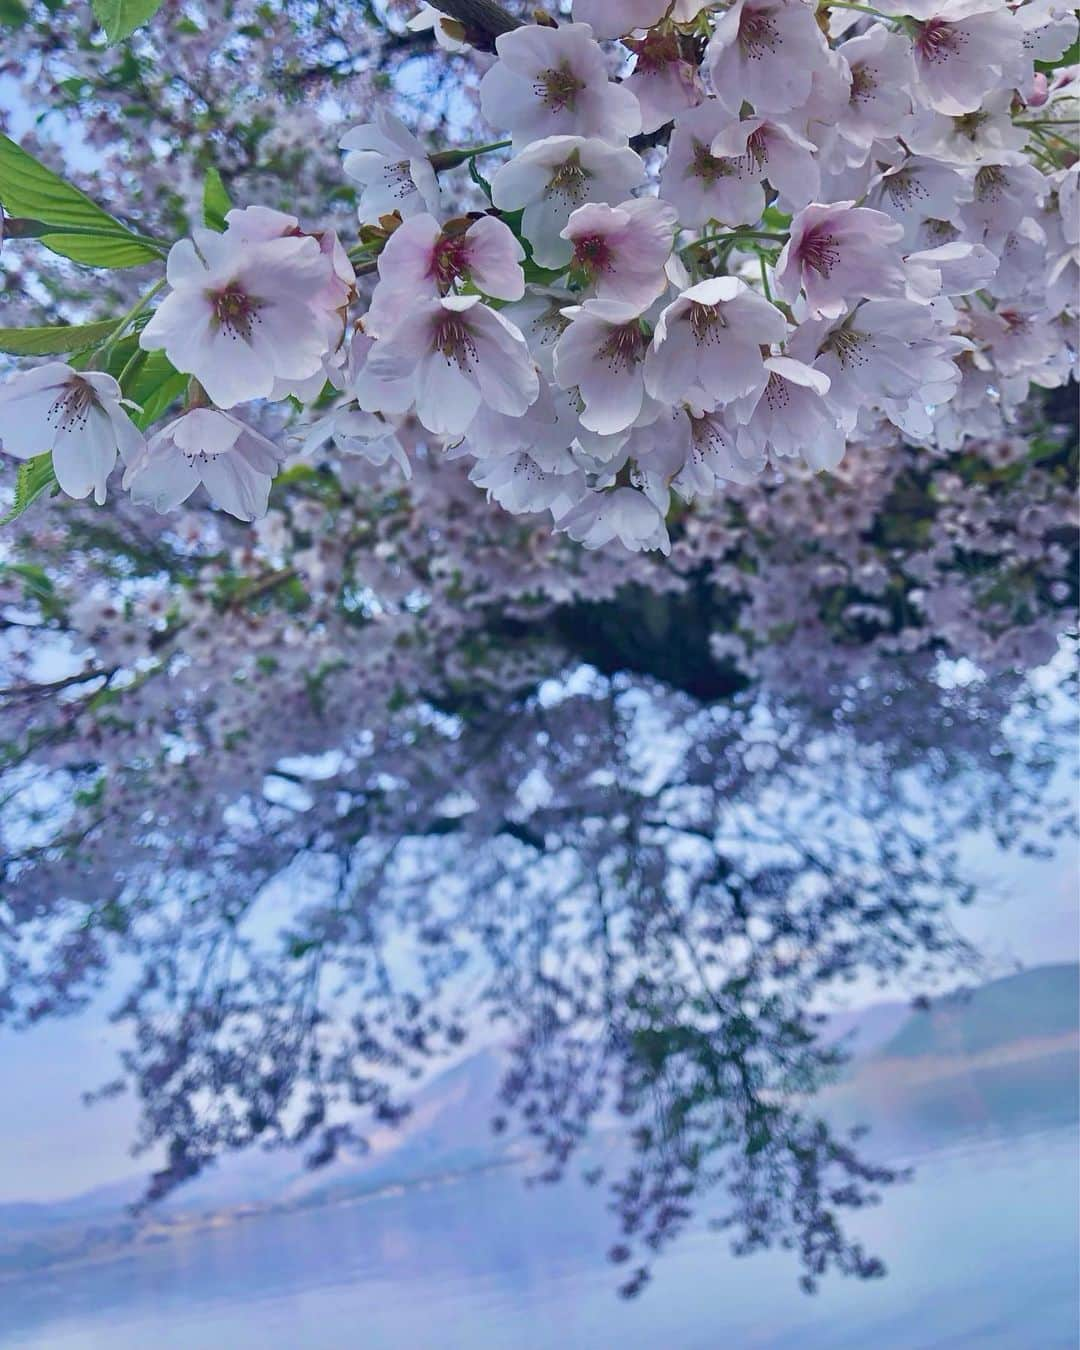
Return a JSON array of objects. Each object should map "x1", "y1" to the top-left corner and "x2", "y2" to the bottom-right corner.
[
  {"x1": 0, "y1": 134, "x2": 161, "y2": 264},
  {"x1": 1, "y1": 452, "x2": 58, "y2": 525},
  {"x1": 92, "y1": 0, "x2": 163, "y2": 44},
  {"x1": 203, "y1": 166, "x2": 232, "y2": 232},
  {"x1": 0, "y1": 319, "x2": 119, "y2": 355}
]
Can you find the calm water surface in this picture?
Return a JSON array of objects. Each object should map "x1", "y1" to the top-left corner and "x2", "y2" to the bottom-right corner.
[{"x1": 3, "y1": 1123, "x2": 1076, "y2": 1350}]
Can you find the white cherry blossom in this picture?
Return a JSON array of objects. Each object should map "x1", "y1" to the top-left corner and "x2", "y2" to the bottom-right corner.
[
  {"x1": 706, "y1": 0, "x2": 833, "y2": 115},
  {"x1": 0, "y1": 363, "x2": 142, "y2": 504},
  {"x1": 123, "y1": 409, "x2": 284, "y2": 521},
  {"x1": 734, "y1": 356, "x2": 846, "y2": 471},
  {"x1": 490, "y1": 136, "x2": 645, "y2": 269},
  {"x1": 479, "y1": 23, "x2": 641, "y2": 150},
  {"x1": 340, "y1": 109, "x2": 440, "y2": 222},
  {"x1": 645, "y1": 277, "x2": 788, "y2": 406},
  {"x1": 552, "y1": 299, "x2": 652, "y2": 436},
  {"x1": 558, "y1": 486, "x2": 671, "y2": 554},
  {"x1": 363, "y1": 296, "x2": 539, "y2": 438},
  {"x1": 140, "y1": 229, "x2": 337, "y2": 408},
  {"x1": 906, "y1": 0, "x2": 1025, "y2": 116}
]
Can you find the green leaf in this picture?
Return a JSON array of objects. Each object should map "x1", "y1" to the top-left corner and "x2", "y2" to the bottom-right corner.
[
  {"x1": 0, "y1": 133, "x2": 121, "y2": 231},
  {"x1": 0, "y1": 319, "x2": 119, "y2": 355},
  {"x1": 38, "y1": 230, "x2": 159, "y2": 268},
  {"x1": 1, "y1": 452, "x2": 58, "y2": 525},
  {"x1": 202, "y1": 166, "x2": 232, "y2": 232},
  {"x1": 0, "y1": 0, "x2": 28, "y2": 27},
  {"x1": 129, "y1": 353, "x2": 188, "y2": 428},
  {"x1": 92, "y1": 0, "x2": 163, "y2": 43},
  {"x1": 0, "y1": 134, "x2": 161, "y2": 265}
]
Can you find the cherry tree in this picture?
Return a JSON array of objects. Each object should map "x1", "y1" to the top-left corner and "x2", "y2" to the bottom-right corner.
[{"x1": 0, "y1": 0, "x2": 1076, "y2": 1300}]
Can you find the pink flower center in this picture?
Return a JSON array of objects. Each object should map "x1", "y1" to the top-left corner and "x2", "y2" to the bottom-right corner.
[
  {"x1": 209, "y1": 283, "x2": 263, "y2": 342},
  {"x1": 916, "y1": 18, "x2": 964, "y2": 64},
  {"x1": 47, "y1": 376, "x2": 97, "y2": 433},
  {"x1": 742, "y1": 128, "x2": 770, "y2": 174},
  {"x1": 797, "y1": 225, "x2": 841, "y2": 278},
  {"x1": 738, "y1": 8, "x2": 780, "y2": 60},
  {"x1": 597, "y1": 321, "x2": 646, "y2": 373},
  {"x1": 572, "y1": 233, "x2": 615, "y2": 276},
  {"x1": 625, "y1": 31, "x2": 682, "y2": 74},
  {"x1": 431, "y1": 234, "x2": 472, "y2": 291},
  {"x1": 534, "y1": 63, "x2": 585, "y2": 113},
  {"x1": 432, "y1": 313, "x2": 478, "y2": 371}
]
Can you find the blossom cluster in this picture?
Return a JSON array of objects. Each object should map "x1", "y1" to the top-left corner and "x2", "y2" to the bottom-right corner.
[{"x1": 0, "y1": 0, "x2": 1077, "y2": 551}]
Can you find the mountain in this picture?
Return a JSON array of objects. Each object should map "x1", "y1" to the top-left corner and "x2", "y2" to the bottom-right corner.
[{"x1": 877, "y1": 963, "x2": 1078, "y2": 1061}]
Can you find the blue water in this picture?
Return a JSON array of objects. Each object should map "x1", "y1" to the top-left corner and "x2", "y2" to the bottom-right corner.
[{"x1": 1, "y1": 1123, "x2": 1076, "y2": 1349}]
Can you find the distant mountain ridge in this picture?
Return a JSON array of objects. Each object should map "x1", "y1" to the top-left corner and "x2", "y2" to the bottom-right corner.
[{"x1": 877, "y1": 963, "x2": 1078, "y2": 1061}]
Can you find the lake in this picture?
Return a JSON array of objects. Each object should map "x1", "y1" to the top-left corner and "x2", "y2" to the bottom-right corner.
[{"x1": 3, "y1": 1118, "x2": 1076, "y2": 1349}]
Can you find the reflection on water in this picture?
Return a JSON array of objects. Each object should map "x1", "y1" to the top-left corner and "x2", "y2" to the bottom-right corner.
[
  {"x1": 0, "y1": 404, "x2": 1078, "y2": 1333},
  {"x1": 0, "y1": 652, "x2": 1076, "y2": 1320}
]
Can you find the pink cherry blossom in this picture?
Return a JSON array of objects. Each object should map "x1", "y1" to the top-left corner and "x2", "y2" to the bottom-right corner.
[
  {"x1": 561, "y1": 197, "x2": 677, "y2": 307},
  {"x1": 774, "y1": 202, "x2": 908, "y2": 319},
  {"x1": 366, "y1": 214, "x2": 525, "y2": 336},
  {"x1": 490, "y1": 136, "x2": 646, "y2": 269},
  {"x1": 553, "y1": 299, "x2": 655, "y2": 436}
]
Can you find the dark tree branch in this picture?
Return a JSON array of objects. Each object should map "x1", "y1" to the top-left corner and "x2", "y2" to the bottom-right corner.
[{"x1": 428, "y1": 0, "x2": 523, "y2": 49}]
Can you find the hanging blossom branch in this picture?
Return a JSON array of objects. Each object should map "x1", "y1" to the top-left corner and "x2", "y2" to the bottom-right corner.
[{"x1": 0, "y1": 0, "x2": 1076, "y2": 553}]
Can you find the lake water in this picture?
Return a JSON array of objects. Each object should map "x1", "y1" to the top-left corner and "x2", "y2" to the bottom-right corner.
[{"x1": 2, "y1": 1121, "x2": 1076, "y2": 1349}]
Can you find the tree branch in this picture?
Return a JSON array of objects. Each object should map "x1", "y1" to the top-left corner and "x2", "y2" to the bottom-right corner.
[{"x1": 428, "y1": 0, "x2": 523, "y2": 49}]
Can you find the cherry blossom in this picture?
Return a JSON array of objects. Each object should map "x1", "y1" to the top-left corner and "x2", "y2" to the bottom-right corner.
[
  {"x1": 139, "y1": 229, "x2": 338, "y2": 408},
  {"x1": 123, "y1": 408, "x2": 284, "y2": 520},
  {"x1": 366, "y1": 213, "x2": 525, "y2": 335},
  {"x1": 363, "y1": 295, "x2": 539, "y2": 438},
  {"x1": 558, "y1": 486, "x2": 671, "y2": 554},
  {"x1": 774, "y1": 202, "x2": 909, "y2": 319},
  {"x1": 0, "y1": 363, "x2": 142, "y2": 504},
  {"x1": 644, "y1": 278, "x2": 788, "y2": 406},
  {"x1": 833, "y1": 27, "x2": 916, "y2": 154},
  {"x1": 0, "y1": 0, "x2": 1075, "y2": 561},
  {"x1": 340, "y1": 109, "x2": 441, "y2": 222},
  {"x1": 905, "y1": 0, "x2": 1025, "y2": 116},
  {"x1": 490, "y1": 136, "x2": 646, "y2": 268},
  {"x1": 706, "y1": 0, "x2": 833, "y2": 114},
  {"x1": 552, "y1": 299, "x2": 653, "y2": 435},
  {"x1": 734, "y1": 356, "x2": 846, "y2": 472},
  {"x1": 624, "y1": 30, "x2": 704, "y2": 134},
  {"x1": 561, "y1": 197, "x2": 677, "y2": 306},
  {"x1": 479, "y1": 23, "x2": 641, "y2": 150}
]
